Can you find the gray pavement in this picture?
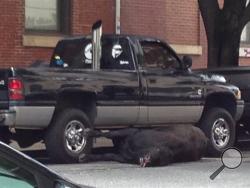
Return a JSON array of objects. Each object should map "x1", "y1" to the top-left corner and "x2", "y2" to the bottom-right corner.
[
  {"x1": 15, "y1": 138, "x2": 250, "y2": 188},
  {"x1": 48, "y1": 157, "x2": 250, "y2": 188}
]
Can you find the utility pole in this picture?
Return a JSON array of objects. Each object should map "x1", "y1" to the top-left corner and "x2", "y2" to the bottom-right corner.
[{"x1": 115, "y1": 0, "x2": 121, "y2": 34}]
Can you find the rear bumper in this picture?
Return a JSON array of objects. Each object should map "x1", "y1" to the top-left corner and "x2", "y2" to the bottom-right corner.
[
  {"x1": 0, "y1": 106, "x2": 55, "y2": 129},
  {"x1": 235, "y1": 100, "x2": 244, "y2": 121}
]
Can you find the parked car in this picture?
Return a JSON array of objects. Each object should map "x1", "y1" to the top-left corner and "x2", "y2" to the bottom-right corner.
[
  {"x1": 0, "y1": 141, "x2": 89, "y2": 188},
  {"x1": 0, "y1": 22, "x2": 244, "y2": 162},
  {"x1": 195, "y1": 67, "x2": 250, "y2": 141}
]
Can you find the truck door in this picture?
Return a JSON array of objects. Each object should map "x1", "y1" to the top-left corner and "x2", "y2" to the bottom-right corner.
[
  {"x1": 138, "y1": 40, "x2": 204, "y2": 124},
  {"x1": 94, "y1": 36, "x2": 141, "y2": 126}
]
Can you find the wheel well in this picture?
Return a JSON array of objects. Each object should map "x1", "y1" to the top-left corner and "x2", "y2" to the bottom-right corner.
[
  {"x1": 203, "y1": 93, "x2": 236, "y2": 119},
  {"x1": 54, "y1": 91, "x2": 97, "y2": 124}
]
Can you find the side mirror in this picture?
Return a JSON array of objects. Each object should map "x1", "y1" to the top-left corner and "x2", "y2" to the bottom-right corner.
[{"x1": 182, "y1": 55, "x2": 192, "y2": 69}]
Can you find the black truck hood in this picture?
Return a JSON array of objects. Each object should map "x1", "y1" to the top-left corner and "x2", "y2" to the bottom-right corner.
[
  {"x1": 192, "y1": 70, "x2": 241, "y2": 99},
  {"x1": 198, "y1": 73, "x2": 227, "y2": 83},
  {"x1": 186, "y1": 69, "x2": 227, "y2": 84}
]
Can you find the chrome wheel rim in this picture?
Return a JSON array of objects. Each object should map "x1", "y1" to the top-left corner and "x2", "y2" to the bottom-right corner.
[
  {"x1": 211, "y1": 118, "x2": 230, "y2": 148},
  {"x1": 65, "y1": 120, "x2": 86, "y2": 153}
]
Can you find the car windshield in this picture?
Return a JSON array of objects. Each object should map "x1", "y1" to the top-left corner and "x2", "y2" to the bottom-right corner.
[{"x1": 0, "y1": 156, "x2": 37, "y2": 188}]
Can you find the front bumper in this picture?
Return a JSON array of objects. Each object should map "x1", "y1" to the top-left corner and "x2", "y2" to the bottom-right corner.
[
  {"x1": 235, "y1": 100, "x2": 244, "y2": 121},
  {"x1": 0, "y1": 106, "x2": 55, "y2": 129}
]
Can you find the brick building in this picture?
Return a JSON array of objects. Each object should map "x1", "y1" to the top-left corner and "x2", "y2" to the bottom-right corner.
[{"x1": 0, "y1": 0, "x2": 249, "y2": 68}]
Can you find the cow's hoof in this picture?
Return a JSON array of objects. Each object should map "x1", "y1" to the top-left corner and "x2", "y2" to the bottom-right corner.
[
  {"x1": 84, "y1": 128, "x2": 92, "y2": 137},
  {"x1": 79, "y1": 154, "x2": 88, "y2": 163},
  {"x1": 139, "y1": 157, "x2": 147, "y2": 168}
]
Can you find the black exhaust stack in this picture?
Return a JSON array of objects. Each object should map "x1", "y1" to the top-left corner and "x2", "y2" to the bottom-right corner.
[{"x1": 92, "y1": 20, "x2": 102, "y2": 71}]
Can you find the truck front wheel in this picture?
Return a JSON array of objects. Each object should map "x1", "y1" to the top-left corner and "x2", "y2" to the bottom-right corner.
[
  {"x1": 200, "y1": 107, "x2": 236, "y2": 156},
  {"x1": 45, "y1": 108, "x2": 93, "y2": 163}
]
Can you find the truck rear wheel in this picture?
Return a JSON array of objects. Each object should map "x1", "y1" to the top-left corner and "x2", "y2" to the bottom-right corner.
[
  {"x1": 45, "y1": 108, "x2": 93, "y2": 163},
  {"x1": 200, "y1": 107, "x2": 236, "y2": 157}
]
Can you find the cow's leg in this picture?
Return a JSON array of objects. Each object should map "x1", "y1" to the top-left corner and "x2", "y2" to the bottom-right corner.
[
  {"x1": 158, "y1": 148, "x2": 174, "y2": 166},
  {"x1": 85, "y1": 128, "x2": 138, "y2": 139},
  {"x1": 79, "y1": 153, "x2": 127, "y2": 163}
]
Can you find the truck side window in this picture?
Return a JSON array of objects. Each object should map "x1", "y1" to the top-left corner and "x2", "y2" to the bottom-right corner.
[
  {"x1": 140, "y1": 41, "x2": 179, "y2": 70},
  {"x1": 101, "y1": 38, "x2": 135, "y2": 70}
]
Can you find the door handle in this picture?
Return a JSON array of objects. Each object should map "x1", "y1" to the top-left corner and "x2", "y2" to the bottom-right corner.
[{"x1": 136, "y1": 89, "x2": 143, "y2": 97}]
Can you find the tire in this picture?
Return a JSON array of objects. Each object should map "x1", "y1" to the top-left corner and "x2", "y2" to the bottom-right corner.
[
  {"x1": 200, "y1": 107, "x2": 236, "y2": 157},
  {"x1": 45, "y1": 108, "x2": 93, "y2": 163}
]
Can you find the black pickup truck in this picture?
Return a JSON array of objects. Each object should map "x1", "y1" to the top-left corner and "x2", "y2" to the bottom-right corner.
[
  {"x1": 0, "y1": 23, "x2": 244, "y2": 163},
  {"x1": 196, "y1": 67, "x2": 250, "y2": 141}
]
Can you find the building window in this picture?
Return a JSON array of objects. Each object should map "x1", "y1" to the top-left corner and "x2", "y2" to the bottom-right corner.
[
  {"x1": 241, "y1": 0, "x2": 250, "y2": 43},
  {"x1": 241, "y1": 23, "x2": 250, "y2": 43},
  {"x1": 25, "y1": 0, "x2": 70, "y2": 33}
]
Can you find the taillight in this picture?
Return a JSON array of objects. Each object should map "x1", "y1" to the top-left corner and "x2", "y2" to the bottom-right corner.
[{"x1": 8, "y1": 78, "x2": 24, "y2": 100}]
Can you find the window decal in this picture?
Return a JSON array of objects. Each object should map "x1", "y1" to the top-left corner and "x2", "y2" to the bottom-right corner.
[
  {"x1": 120, "y1": 60, "x2": 129, "y2": 65},
  {"x1": 112, "y1": 44, "x2": 123, "y2": 59},
  {"x1": 84, "y1": 43, "x2": 92, "y2": 64}
]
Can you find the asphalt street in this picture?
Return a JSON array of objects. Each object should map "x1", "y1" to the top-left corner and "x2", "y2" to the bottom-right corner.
[
  {"x1": 48, "y1": 157, "x2": 250, "y2": 188},
  {"x1": 17, "y1": 139, "x2": 250, "y2": 188}
]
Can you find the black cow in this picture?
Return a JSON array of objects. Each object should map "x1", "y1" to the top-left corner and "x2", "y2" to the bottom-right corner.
[{"x1": 79, "y1": 125, "x2": 208, "y2": 167}]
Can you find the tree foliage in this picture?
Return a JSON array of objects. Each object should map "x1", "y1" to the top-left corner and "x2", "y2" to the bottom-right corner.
[{"x1": 198, "y1": 0, "x2": 250, "y2": 67}]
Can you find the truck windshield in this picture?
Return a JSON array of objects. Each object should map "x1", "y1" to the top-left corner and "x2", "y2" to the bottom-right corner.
[{"x1": 140, "y1": 41, "x2": 181, "y2": 70}]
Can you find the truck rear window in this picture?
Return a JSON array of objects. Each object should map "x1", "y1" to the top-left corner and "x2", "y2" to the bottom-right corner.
[
  {"x1": 51, "y1": 38, "x2": 92, "y2": 68},
  {"x1": 51, "y1": 37, "x2": 135, "y2": 70}
]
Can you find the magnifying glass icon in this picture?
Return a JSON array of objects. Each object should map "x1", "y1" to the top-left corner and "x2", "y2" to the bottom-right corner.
[{"x1": 210, "y1": 147, "x2": 242, "y2": 180}]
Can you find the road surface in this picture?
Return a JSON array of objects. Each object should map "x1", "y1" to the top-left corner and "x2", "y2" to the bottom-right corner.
[
  {"x1": 18, "y1": 139, "x2": 250, "y2": 188},
  {"x1": 48, "y1": 156, "x2": 250, "y2": 188}
]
